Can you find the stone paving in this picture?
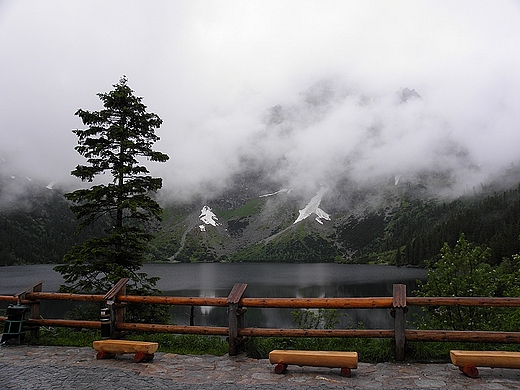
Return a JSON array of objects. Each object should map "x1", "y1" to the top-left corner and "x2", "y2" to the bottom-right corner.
[{"x1": 1, "y1": 345, "x2": 520, "y2": 389}]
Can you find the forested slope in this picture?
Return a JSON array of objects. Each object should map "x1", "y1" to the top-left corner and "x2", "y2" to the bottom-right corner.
[
  {"x1": 2, "y1": 174, "x2": 520, "y2": 267},
  {"x1": 355, "y1": 183, "x2": 520, "y2": 266},
  {"x1": 0, "y1": 178, "x2": 101, "y2": 266}
]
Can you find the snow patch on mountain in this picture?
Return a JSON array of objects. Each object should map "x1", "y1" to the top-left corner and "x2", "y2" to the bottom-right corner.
[
  {"x1": 259, "y1": 188, "x2": 292, "y2": 198},
  {"x1": 293, "y1": 187, "x2": 331, "y2": 225},
  {"x1": 199, "y1": 206, "x2": 219, "y2": 231}
]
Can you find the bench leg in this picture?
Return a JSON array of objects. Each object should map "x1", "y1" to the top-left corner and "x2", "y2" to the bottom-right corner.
[
  {"x1": 459, "y1": 365, "x2": 479, "y2": 378},
  {"x1": 340, "y1": 367, "x2": 352, "y2": 377},
  {"x1": 134, "y1": 352, "x2": 155, "y2": 363},
  {"x1": 96, "y1": 351, "x2": 116, "y2": 360},
  {"x1": 274, "y1": 363, "x2": 288, "y2": 374}
]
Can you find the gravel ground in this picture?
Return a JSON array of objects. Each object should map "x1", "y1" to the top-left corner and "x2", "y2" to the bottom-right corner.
[{"x1": 1, "y1": 345, "x2": 520, "y2": 389}]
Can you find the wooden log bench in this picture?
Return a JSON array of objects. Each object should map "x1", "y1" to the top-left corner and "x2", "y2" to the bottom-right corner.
[
  {"x1": 268, "y1": 350, "x2": 358, "y2": 377},
  {"x1": 450, "y1": 350, "x2": 520, "y2": 378},
  {"x1": 93, "y1": 340, "x2": 159, "y2": 363}
]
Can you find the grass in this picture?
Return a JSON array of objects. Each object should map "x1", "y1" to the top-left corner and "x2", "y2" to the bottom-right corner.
[
  {"x1": 24, "y1": 327, "x2": 395, "y2": 362},
  {"x1": 214, "y1": 198, "x2": 265, "y2": 219},
  {"x1": 245, "y1": 336, "x2": 394, "y2": 363},
  {"x1": 20, "y1": 327, "x2": 520, "y2": 362},
  {"x1": 125, "y1": 332, "x2": 228, "y2": 355},
  {"x1": 24, "y1": 327, "x2": 228, "y2": 356},
  {"x1": 406, "y1": 341, "x2": 520, "y2": 363},
  {"x1": 25, "y1": 327, "x2": 100, "y2": 347}
]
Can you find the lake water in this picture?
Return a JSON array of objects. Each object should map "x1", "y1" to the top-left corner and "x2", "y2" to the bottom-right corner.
[{"x1": 0, "y1": 263, "x2": 427, "y2": 329}]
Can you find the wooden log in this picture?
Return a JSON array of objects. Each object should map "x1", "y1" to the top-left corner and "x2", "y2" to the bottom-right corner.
[
  {"x1": 227, "y1": 283, "x2": 248, "y2": 356},
  {"x1": 25, "y1": 292, "x2": 105, "y2": 302},
  {"x1": 133, "y1": 351, "x2": 155, "y2": 363},
  {"x1": 116, "y1": 322, "x2": 229, "y2": 336},
  {"x1": 407, "y1": 297, "x2": 520, "y2": 307},
  {"x1": 27, "y1": 282, "x2": 41, "y2": 321},
  {"x1": 26, "y1": 318, "x2": 100, "y2": 329},
  {"x1": 104, "y1": 278, "x2": 129, "y2": 304},
  {"x1": 93, "y1": 340, "x2": 158, "y2": 355},
  {"x1": 340, "y1": 367, "x2": 352, "y2": 377},
  {"x1": 393, "y1": 284, "x2": 407, "y2": 361},
  {"x1": 407, "y1": 330, "x2": 520, "y2": 343},
  {"x1": 240, "y1": 297, "x2": 393, "y2": 309},
  {"x1": 16, "y1": 292, "x2": 520, "y2": 307},
  {"x1": 14, "y1": 280, "x2": 43, "y2": 302},
  {"x1": 450, "y1": 350, "x2": 520, "y2": 369},
  {"x1": 269, "y1": 350, "x2": 358, "y2": 376},
  {"x1": 95, "y1": 351, "x2": 116, "y2": 360},
  {"x1": 461, "y1": 364, "x2": 479, "y2": 378},
  {"x1": 114, "y1": 295, "x2": 228, "y2": 307},
  {"x1": 238, "y1": 327, "x2": 393, "y2": 338},
  {"x1": 118, "y1": 296, "x2": 390, "y2": 308},
  {"x1": 0, "y1": 296, "x2": 17, "y2": 302},
  {"x1": 227, "y1": 283, "x2": 248, "y2": 304},
  {"x1": 274, "y1": 363, "x2": 287, "y2": 374}
]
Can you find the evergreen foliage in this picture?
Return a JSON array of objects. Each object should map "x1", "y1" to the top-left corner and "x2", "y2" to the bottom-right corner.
[
  {"x1": 54, "y1": 77, "x2": 169, "y2": 298},
  {"x1": 373, "y1": 184, "x2": 520, "y2": 266},
  {"x1": 230, "y1": 232, "x2": 339, "y2": 262},
  {"x1": 415, "y1": 233, "x2": 520, "y2": 332},
  {"x1": 0, "y1": 179, "x2": 102, "y2": 266}
]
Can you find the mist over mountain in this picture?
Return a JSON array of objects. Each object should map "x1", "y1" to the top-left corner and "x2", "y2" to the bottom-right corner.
[
  {"x1": 1, "y1": 77, "x2": 518, "y2": 209},
  {"x1": 2, "y1": 80, "x2": 520, "y2": 267},
  {"x1": 154, "y1": 79, "x2": 509, "y2": 209}
]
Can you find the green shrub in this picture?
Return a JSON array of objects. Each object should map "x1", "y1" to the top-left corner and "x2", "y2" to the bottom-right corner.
[{"x1": 415, "y1": 233, "x2": 520, "y2": 331}]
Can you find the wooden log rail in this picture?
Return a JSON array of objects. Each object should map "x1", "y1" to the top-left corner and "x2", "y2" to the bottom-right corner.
[
  {"x1": 3, "y1": 280, "x2": 520, "y2": 360},
  {"x1": 237, "y1": 328, "x2": 394, "y2": 338},
  {"x1": 407, "y1": 297, "x2": 520, "y2": 307},
  {"x1": 238, "y1": 297, "x2": 393, "y2": 308},
  {"x1": 406, "y1": 330, "x2": 520, "y2": 343}
]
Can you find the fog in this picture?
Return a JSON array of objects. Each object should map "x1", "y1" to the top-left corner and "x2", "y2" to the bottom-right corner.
[{"x1": 1, "y1": 1, "x2": 519, "y2": 204}]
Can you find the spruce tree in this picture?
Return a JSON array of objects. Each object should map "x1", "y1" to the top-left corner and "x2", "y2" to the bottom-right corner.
[{"x1": 55, "y1": 77, "x2": 169, "y2": 295}]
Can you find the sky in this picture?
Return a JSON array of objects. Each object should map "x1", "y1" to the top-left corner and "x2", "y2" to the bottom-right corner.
[{"x1": 1, "y1": 0, "x2": 520, "y2": 203}]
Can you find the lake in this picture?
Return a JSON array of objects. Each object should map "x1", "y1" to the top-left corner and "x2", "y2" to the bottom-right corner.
[{"x1": 0, "y1": 263, "x2": 427, "y2": 329}]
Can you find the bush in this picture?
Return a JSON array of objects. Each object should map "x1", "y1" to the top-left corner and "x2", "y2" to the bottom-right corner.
[{"x1": 414, "y1": 233, "x2": 520, "y2": 331}]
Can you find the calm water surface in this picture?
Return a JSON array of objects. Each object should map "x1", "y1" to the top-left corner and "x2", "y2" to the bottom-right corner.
[{"x1": 0, "y1": 263, "x2": 426, "y2": 328}]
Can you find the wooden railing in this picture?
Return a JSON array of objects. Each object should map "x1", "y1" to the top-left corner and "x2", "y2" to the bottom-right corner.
[{"x1": 2, "y1": 280, "x2": 520, "y2": 360}]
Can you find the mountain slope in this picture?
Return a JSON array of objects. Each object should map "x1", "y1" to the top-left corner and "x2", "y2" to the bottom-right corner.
[
  {"x1": 2, "y1": 166, "x2": 520, "y2": 267},
  {"x1": 149, "y1": 164, "x2": 520, "y2": 266},
  {"x1": 0, "y1": 176, "x2": 79, "y2": 265}
]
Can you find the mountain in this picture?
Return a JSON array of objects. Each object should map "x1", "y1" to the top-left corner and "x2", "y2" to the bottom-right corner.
[
  {"x1": 0, "y1": 175, "x2": 103, "y2": 266},
  {"x1": 148, "y1": 163, "x2": 520, "y2": 266},
  {"x1": 2, "y1": 80, "x2": 520, "y2": 267},
  {"x1": 2, "y1": 164, "x2": 520, "y2": 267}
]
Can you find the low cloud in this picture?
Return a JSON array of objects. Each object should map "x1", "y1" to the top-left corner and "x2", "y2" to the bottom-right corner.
[{"x1": 1, "y1": 1, "x2": 519, "y2": 205}]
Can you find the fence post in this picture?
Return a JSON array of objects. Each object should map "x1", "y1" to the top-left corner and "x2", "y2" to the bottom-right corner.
[
  {"x1": 392, "y1": 283, "x2": 407, "y2": 361},
  {"x1": 103, "y1": 278, "x2": 129, "y2": 338},
  {"x1": 227, "y1": 283, "x2": 248, "y2": 356},
  {"x1": 15, "y1": 280, "x2": 43, "y2": 338},
  {"x1": 189, "y1": 305, "x2": 195, "y2": 326}
]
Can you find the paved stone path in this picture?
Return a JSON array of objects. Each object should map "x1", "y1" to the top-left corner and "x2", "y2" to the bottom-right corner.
[{"x1": 1, "y1": 345, "x2": 520, "y2": 389}]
